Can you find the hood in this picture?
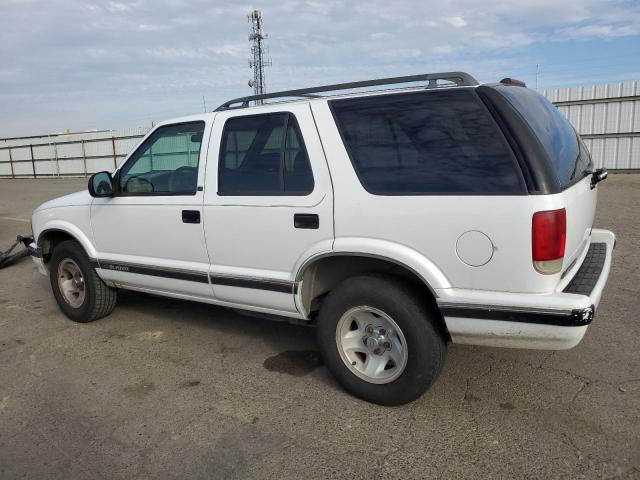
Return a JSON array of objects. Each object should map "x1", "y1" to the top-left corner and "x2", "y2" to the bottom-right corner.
[{"x1": 34, "y1": 190, "x2": 93, "y2": 212}]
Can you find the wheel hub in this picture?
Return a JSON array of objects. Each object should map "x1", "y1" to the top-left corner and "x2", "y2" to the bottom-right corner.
[
  {"x1": 363, "y1": 326, "x2": 391, "y2": 355},
  {"x1": 335, "y1": 306, "x2": 409, "y2": 384},
  {"x1": 57, "y1": 258, "x2": 86, "y2": 309}
]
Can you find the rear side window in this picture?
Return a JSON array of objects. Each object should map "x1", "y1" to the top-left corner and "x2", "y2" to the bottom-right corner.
[
  {"x1": 330, "y1": 90, "x2": 523, "y2": 195},
  {"x1": 218, "y1": 113, "x2": 314, "y2": 195},
  {"x1": 493, "y1": 85, "x2": 592, "y2": 189}
]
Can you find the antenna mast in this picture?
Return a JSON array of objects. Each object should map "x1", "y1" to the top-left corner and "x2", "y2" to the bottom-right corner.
[{"x1": 248, "y1": 10, "x2": 271, "y2": 104}]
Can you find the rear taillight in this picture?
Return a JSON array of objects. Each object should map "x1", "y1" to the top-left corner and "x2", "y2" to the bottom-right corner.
[{"x1": 532, "y1": 208, "x2": 566, "y2": 274}]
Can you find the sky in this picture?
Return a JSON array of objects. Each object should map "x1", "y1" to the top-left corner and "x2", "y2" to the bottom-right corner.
[{"x1": 1, "y1": 0, "x2": 639, "y2": 136}]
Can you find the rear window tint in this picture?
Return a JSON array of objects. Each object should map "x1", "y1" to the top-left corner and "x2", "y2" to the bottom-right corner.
[
  {"x1": 493, "y1": 85, "x2": 592, "y2": 189},
  {"x1": 330, "y1": 89, "x2": 523, "y2": 195}
]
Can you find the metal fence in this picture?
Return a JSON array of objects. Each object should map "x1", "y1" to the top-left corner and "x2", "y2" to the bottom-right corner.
[
  {"x1": 544, "y1": 80, "x2": 640, "y2": 170},
  {"x1": 1, "y1": 79, "x2": 639, "y2": 178},
  {"x1": 0, "y1": 129, "x2": 147, "y2": 178}
]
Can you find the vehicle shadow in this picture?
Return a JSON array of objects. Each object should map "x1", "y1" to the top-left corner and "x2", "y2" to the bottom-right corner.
[
  {"x1": 113, "y1": 289, "x2": 335, "y2": 379},
  {"x1": 109, "y1": 288, "x2": 552, "y2": 404}
]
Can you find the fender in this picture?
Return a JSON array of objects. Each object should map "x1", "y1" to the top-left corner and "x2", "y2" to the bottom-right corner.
[
  {"x1": 37, "y1": 222, "x2": 98, "y2": 259},
  {"x1": 294, "y1": 237, "x2": 451, "y2": 294}
]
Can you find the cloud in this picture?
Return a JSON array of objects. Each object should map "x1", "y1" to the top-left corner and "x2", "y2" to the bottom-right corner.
[
  {"x1": 143, "y1": 46, "x2": 204, "y2": 60},
  {"x1": 0, "y1": 0, "x2": 639, "y2": 135},
  {"x1": 107, "y1": 2, "x2": 134, "y2": 13},
  {"x1": 445, "y1": 16, "x2": 467, "y2": 28},
  {"x1": 208, "y1": 44, "x2": 245, "y2": 57},
  {"x1": 561, "y1": 23, "x2": 640, "y2": 38},
  {"x1": 137, "y1": 23, "x2": 171, "y2": 32}
]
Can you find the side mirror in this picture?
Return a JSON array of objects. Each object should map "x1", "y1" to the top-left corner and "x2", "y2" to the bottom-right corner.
[{"x1": 88, "y1": 171, "x2": 115, "y2": 197}]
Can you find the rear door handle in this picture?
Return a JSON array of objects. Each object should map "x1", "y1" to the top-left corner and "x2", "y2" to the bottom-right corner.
[
  {"x1": 182, "y1": 210, "x2": 200, "y2": 224},
  {"x1": 294, "y1": 213, "x2": 319, "y2": 229}
]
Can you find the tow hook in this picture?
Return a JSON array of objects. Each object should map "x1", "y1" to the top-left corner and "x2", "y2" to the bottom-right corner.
[
  {"x1": 0, "y1": 235, "x2": 35, "y2": 269},
  {"x1": 590, "y1": 168, "x2": 608, "y2": 189}
]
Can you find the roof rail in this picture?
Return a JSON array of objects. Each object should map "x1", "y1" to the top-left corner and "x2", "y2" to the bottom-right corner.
[{"x1": 215, "y1": 71, "x2": 478, "y2": 111}]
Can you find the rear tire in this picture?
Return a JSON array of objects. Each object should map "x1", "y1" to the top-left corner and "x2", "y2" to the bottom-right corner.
[
  {"x1": 50, "y1": 240, "x2": 117, "y2": 323},
  {"x1": 317, "y1": 274, "x2": 446, "y2": 406}
]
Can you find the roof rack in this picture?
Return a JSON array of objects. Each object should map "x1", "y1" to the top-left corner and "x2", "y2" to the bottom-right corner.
[{"x1": 215, "y1": 71, "x2": 478, "y2": 111}]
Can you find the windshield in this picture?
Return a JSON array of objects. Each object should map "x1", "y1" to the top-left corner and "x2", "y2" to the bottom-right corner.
[{"x1": 494, "y1": 85, "x2": 592, "y2": 189}]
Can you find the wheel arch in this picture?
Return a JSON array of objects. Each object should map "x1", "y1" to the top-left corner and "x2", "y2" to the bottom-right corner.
[
  {"x1": 294, "y1": 251, "x2": 449, "y2": 338},
  {"x1": 37, "y1": 225, "x2": 96, "y2": 270}
]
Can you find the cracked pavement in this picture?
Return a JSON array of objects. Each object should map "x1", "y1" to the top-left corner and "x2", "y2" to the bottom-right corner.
[{"x1": 0, "y1": 176, "x2": 639, "y2": 479}]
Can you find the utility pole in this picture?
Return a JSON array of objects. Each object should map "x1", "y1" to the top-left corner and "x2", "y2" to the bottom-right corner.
[
  {"x1": 248, "y1": 10, "x2": 271, "y2": 104},
  {"x1": 535, "y1": 63, "x2": 539, "y2": 91}
]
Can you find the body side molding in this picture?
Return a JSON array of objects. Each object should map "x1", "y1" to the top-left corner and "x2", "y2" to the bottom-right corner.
[
  {"x1": 96, "y1": 260, "x2": 209, "y2": 284},
  {"x1": 93, "y1": 258, "x2": 299, "y2": 292},
  {"x1": 209, "y1": 274, "x2": 297, "y2": 294}
]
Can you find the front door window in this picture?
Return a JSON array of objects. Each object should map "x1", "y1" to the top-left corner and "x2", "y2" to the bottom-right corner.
[{"x1": 119, "y1": 121, "x2": 205, "y2": 195}]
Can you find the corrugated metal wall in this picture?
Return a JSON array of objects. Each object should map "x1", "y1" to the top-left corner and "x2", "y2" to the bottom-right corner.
[
  {"x1": 0, "y1": 128, "x2": 148, "y2": 177},
  {"x1": 544, "y1": 81, "x2": 640, "y2": 170}
]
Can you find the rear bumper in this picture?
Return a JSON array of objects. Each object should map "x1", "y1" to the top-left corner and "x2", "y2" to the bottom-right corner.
[
  {"x1": 436, "y1": 229, "x2": 616, "y2": 350},
  {"x1": 563, "y1": 229, "x2": 615, "y2": 310}
]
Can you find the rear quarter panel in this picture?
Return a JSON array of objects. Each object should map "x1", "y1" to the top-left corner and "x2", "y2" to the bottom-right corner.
[
  {"x1": 311, "y1": 100, "x2": 572, "y2": 294},
  {"x1": 561, "y1": 175, "x2": 597, "y2": 269}
]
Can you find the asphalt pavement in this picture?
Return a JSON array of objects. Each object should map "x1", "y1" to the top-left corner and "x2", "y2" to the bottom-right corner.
[{"x1": 0, "y1": 176, "x2": 638, "y2": 479}]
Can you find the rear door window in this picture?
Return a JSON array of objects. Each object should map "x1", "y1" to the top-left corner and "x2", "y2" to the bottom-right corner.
[
  {"x1": 218, "y1": 113, "x2": 314, "y2": 195},
  {"x1": 492, "y1": 85, "x2": 592, "y2": 189},
  {"x1": 330, "y1": 89, "x2": 524, "y2": 195}
]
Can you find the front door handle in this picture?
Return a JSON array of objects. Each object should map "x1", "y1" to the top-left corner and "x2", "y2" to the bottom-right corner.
[
  {"x1": 182, "y1": 210, "x2": 200, "y2": 224},
  {"x1": 294, "y1": 213, "x2": 319, "y2": 229}
]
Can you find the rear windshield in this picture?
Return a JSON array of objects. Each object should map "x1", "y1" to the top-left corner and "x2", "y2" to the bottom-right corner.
[
  {"x1": 493, "y1": 85, "x2": 592, "y2": 189},
  {"x1": 330, "y1": 89, "x2": 523, "y2": 195}
]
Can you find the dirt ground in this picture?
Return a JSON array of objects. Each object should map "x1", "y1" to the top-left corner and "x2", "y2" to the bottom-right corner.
[{"x1": 0, "y1": 175, "x2": 638, "y2": 479}]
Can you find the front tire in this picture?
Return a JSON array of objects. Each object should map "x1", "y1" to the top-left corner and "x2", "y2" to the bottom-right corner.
[
  {"x1": 317, "y1": 274, "x2": 446, "y2": 406},
  {"x1": 50, "y1": 240, "x2": 117, "y2": 323}
]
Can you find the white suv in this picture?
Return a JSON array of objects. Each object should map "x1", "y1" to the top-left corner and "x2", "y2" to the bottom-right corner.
[{"x1": 29, "y1": 73, "x2": 615, "y2": 405}]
